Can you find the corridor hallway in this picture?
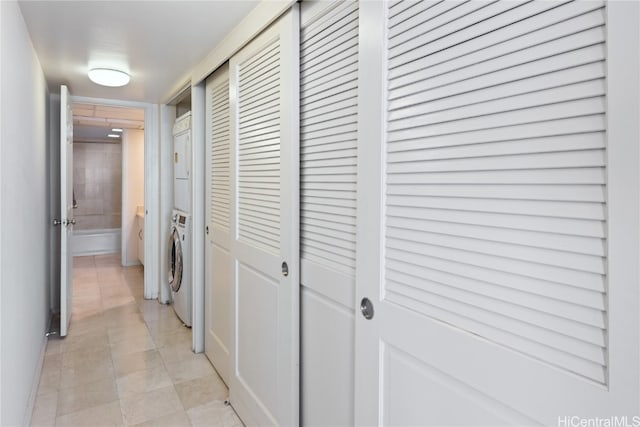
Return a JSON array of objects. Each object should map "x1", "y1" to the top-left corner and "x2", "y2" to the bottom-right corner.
[{"x1": 30, "y1": 254, "x2": 242, "y2": 426}]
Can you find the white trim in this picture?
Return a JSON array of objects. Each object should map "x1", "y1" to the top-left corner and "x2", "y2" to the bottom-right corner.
[
  {"x1": 353, "y1": 1, "x2": 386, "y2": 425},
  {"x1": 121, "y1": 125, "x2": 129, "y2": 264},
  {"x1": 159, "y1": 104, "x2": 176, "y2": 304},
  {"x1": 144, "y1": 104, "x2": 159, "y2": 300},
  {"x1": 191, "y1": 82, "x2": 206, "y2": 353},
  {"x1": 71, "y1": 95, "x2": 159, "y2": 300},
  {"x1": 166, "y1": 81, "x2": 191, "y2": 106},
  {"x1": 278, "y1": 5, "x2": 300, "y2": 423},
  {"x1": 605, "y1": 0, "x2": 640, "y2": 412},
  {"x1": 164, "y1": 0, "x2": 295, "y2": 102}
]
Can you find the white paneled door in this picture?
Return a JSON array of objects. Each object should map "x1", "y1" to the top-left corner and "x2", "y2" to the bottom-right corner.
[
  {"x1": 228, "y1": 5, "x2": 299, "y2": 426},
  {"x1": 299, "y1": 1, "x2": 359, "y2": 425},
  {"x1": 205, "y1": 63, "x2": 232, "y2": 385},
  {"x1": 59, "y1": 85, "x2": 74, "y2": 337},
  {"x1": 355, "y1": 1, "x2": 639, "y2": 425}
]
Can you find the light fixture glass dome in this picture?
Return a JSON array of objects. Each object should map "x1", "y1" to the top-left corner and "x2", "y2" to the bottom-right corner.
[{"x1": 88, "y1": 68, "x2": 130, "y2": 87}]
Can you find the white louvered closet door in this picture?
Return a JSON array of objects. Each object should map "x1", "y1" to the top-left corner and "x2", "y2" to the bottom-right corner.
[
  {"x1": 300, "y1": 1, "x2": 359, "y2": 426},
  {"x1": 204, "y1": 63, "x2": 231, "y2": 385},
  {"x1": 355, "y1": 1, "x2": 640, "y2": 425},
  {"x1": 228, "y1": 5, "x2": 299, "y2": 426}
]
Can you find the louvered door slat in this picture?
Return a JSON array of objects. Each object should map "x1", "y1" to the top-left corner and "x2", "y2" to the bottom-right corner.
[
  {"x1": 302, "y1": 14, "x2": 357, "y2": 59},
  {"x1": 389, "y1": 116, "x2": 605, "y2": 155},
  {"x1": 385, "y1": 0, "x2": 608, "y2": 385},
  {"x1": 389, "y1": 1, "x2": 494, "y2": 50},
  {"x1": 391, "y1": 2, "x2": 602, "y2": 86},
  {"x1": 388, "y1": 135, "x2": 605, "y2": 163},
  {"x1": 237, "y1": 39, "x2": 281, "y2": 253},
  {"x1": 390, "y1": 47, "x2": 605, "y2": 111},
  {"x1": 302, "y1": 1, "x2": 357, "y2": 48},
  {"x1": 388, "y1": 1, "x2": 445, "y2": 28},
  {"x1": 391, "y1": 9, "x2": 604, "y2": 89},
  {"x1": 386, "y1": 285, "x2": 606, "y2": 384},
  {"x1": 301, "y1": 84, "x2": 357, "y2": 111},
  {"x1": 392, "y1": 31, "x2": 606, "y2": 104},
  {"x1": 385, "y1": 259, "x2": 605, "y2": 328},
  {"x1": 387, "y1": 206, "x2": 605, "y2": 238},
  {"x1": 302, "y1": 97, "x2": 357, "y2": 121},
  {"x1": 208, "y1": 78, "x2": 230, "y2": 231},
  {"x1": 388, "y1": 1, "x2": 560, "y2": 65}
]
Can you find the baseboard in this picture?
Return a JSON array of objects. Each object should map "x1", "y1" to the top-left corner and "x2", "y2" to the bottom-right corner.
[
  {"x1": 123, "y1": 260, "x2": 142, "y2": 267},
  {"x1": 23, "y1": 333, "x2": 48, "y2": 426}
]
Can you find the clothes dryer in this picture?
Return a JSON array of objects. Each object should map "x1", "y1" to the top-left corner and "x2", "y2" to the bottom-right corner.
[{"x1": 173, "y1": 112, "x2": 191, "y2": 212}]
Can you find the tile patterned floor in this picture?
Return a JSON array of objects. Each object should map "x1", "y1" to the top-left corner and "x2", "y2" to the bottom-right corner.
[{"x1": 31, "y1": 254, "x2": 243, "y2": 427}]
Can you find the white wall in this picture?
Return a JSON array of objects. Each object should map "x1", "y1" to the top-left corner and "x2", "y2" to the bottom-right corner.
[
  {"x1": 122, "y1": 129, "x2": 145, "y2": 266},
  {"x1": 0, "y1": 1, "x2": 51, "y2": 425}
]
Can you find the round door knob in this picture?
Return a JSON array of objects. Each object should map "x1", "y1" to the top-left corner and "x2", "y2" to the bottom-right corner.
[{"x1": 360, "y1": 298, "x2": 374, "y2": 320}]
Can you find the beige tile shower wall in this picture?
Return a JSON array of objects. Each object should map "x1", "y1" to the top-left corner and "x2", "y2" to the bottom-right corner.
[{"x1": 73, "y1": 141, "x2": 122, "y2": 230}]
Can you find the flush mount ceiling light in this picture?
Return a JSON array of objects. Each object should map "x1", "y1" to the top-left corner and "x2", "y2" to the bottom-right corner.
[
  {"x1": 88, "y1": 68, "x2": 130, "y2": 87},
  {"x1": 111, "y1": 128, "x2": 123, "y2": 132},
  {"x1": 107, "y1": 134, "x2": 120, "y2": 138}
]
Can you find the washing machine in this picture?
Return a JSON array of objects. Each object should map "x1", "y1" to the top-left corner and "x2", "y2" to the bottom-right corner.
[
  {"x1": 173, "y1": 112, "x2": 191, "y2": 212},
  {"x1": 167, "y1": 209, "x2": 192, "y2": 327}
]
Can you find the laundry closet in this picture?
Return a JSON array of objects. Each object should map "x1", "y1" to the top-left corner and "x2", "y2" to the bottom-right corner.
[
  {"x1": 167, "y1": 0, "x2": 640, "y2": 425},
  {"x1": 164, "y1": 90, "x2": 195, "y2": 330}
]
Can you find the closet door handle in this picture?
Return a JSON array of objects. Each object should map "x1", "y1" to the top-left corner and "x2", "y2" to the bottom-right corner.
[
  {"x1": 138, "y1": 230, "x2": 143, "y2": 240},
  {"x1": 360, "y1": 298, "x2": 374, "y2": 320}
]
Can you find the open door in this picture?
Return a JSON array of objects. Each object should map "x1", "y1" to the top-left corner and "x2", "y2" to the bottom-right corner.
[{"x1": 60, "y1": 85, "x2": 74, "y2": 337}]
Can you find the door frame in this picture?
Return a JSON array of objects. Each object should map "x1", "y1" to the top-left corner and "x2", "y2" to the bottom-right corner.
[
  {"x1": 191, "y1": 82, "x2": 206, "y2": 353},
  {"x1": 71, "y1": 95, "x2": 160, "y2": 300}
]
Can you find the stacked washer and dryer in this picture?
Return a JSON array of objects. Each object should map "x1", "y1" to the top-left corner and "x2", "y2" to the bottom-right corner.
[{"x1": 167, "y1": 112, "x2": 192, "y2": 327}]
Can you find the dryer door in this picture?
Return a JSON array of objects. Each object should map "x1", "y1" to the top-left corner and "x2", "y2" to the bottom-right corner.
[{"x1": 167, "y1": 227, "x2": 183, "y2": 292}]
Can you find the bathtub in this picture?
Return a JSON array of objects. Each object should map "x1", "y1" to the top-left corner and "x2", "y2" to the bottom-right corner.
[{"x1": 72, "y1": 228, "x2": 121, "y2": 256}]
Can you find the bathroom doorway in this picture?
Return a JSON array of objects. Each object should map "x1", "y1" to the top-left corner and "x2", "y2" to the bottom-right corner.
[
  {"x1": 70, "y1": 103, "x2": 145, "y2": 268},
  {"x1": 72, "y1": 102, "x2": 144, "y2": 266}
]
